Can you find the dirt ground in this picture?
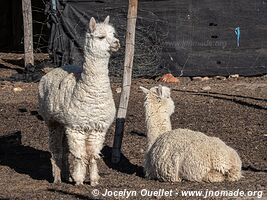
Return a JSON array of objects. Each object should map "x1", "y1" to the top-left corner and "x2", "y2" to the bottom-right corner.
[{"x1": 0, "y1": 55, "x2": 266, "y2": 199}]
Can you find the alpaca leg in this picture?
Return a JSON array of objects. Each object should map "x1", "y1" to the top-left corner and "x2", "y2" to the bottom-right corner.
[
  {"x1": 203, "y1": 170, "x2": 225, "y2": 182},
  {"x1": 89, "y1": 156, "x2": 100, "y2": 186},
  {"x1": 61, "y1": 133, "x2": 71, "y2": 182},
  {"x1": 48, "y1": 123, "x2": 64, "y2": 183},
  {"x1": 227, "y1": 167, "x2": 242, "y2": 181},
  {"x1": 66, "y1": 129, "x2": 87, "y2": 185},
  {"x1": 226, "y1": 158, "x2": 242, "y2": 181},
  {"x1": 86, "y1": 131, "x2": 105, "y2": 186},
  {"x1": 226, "y1": 149, "x2": 242, "y2": 181}
]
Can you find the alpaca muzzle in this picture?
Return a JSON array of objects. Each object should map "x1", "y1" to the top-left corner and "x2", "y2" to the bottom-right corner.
[{"x1": 110, "y1": 40, "x2": 120, "y2": 52}]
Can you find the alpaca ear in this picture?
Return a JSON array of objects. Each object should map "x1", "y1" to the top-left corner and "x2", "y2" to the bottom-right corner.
[
  {"x1": 156, "y1": 85, "x2": 163, "y2": 97},
  {"x1": 140, "y1": 86, "x2": 149, "y2": 94},
  {"x1": 89, "y1": 17, "x2": 96, "y2": 32},
  {"x1": 157, "y1": 85, "x2": 171, "y2": 98},
  {"x1": 104, "y1": 16, "x2": 110, "y2": 24}
]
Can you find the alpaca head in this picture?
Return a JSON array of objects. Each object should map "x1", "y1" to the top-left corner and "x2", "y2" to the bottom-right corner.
[
  {"x1": 85, "y1": 16, "x2": 120, "y2": 57},
  {"x1": 140, "y1": 85, "x2": 175, "y2": 147},
  {"x1": 140, "y1": 85, "x2": 175, "y2": 117}
]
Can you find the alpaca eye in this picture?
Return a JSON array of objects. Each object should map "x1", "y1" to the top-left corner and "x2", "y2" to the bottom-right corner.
[{"x1": 99, "y1": 36, "x2": 105, "y2": 40}]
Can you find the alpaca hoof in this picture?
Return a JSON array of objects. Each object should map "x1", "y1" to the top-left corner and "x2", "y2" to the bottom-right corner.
[
  {"x1": 75, "y1": 181, "x2": 84, "y2": 186},
  {"x1": 69, "y1": 177, "x2": 74, "y2": 182},
  {"x1": 90, "y1": 180, "x2": 99, "y2": 187},
  {"x1": 53, "y1": 179, "x2": 62, "y2": 184},
  {"x1": 227, "y1": 174, "x2": 242, "y2": 182}
]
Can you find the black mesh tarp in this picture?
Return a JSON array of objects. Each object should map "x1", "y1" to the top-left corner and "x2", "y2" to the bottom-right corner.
[{"x1": 47, "y1": 0, "x2": 267, "y2": 77}]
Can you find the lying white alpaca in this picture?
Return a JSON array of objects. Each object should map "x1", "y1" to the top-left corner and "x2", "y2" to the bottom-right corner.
[
  {"x1": 140, "y1": 85, "x2": 242, "y2": 182},
  {"x1": 38, "y1": 16, "x2": 120, "y2": 186}
]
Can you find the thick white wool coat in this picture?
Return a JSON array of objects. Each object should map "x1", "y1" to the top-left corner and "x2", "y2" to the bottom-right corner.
[
  {"x1": 38, "y1": 17, "x2": 119, "y2": 185},
  {"x1": 39, "y1": 59, "x2": 115, "y2": 131},
  {"x1": 142, "y1": 85, "x2": 242, "y2": 183},
  {"x1": 143, "y1": 86, "x2": 174, "y2": 149}
]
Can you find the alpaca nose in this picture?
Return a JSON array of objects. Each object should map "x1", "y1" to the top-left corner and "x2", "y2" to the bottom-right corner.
[
  {"x1": 110, "y1": 39, "x2": 120, "y2": 52},
  {"x1": 116, "y1": 40, "x2": 120, "y2": 48},
  {"x1": 113, "y1": 40, "x2": 120, "y2": 50}
]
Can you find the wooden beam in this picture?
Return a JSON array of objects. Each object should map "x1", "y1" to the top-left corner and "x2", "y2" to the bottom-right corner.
[
  {"x1": 112, "y1": 0, "x2": 138, "y2": 163},
  {"x1": 22, "y1": 0, "x2": 34, "y2": 67}
]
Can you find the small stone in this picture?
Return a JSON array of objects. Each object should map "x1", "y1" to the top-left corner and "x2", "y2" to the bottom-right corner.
[
  {"x1": 229, "y1": 74, "x2": 239, "y2": 78},
  {"x1": 116, "y1": 87, "x2": 122, "y2": 93},
  {"x1": 13, "y1": 87, "x2": 23, "y2": 92},
  {"x1": 202, "y1": 76, "x2": 210, "y2": 81},
  {"x1": 202, "y1": 86, "x2": 211, "y2": 91},
  {"x1": 192, "y1": 77, "x2": 202, "y2": 81},
  {"x1": 192, "y1": 77, "x2": 210, "y2": 81},
  {"x1": 215, "y1": 76, "x2": 226, "y2": 80}
]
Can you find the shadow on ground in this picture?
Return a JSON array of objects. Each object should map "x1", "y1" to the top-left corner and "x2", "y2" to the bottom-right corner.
[
  {"x1": 0, "y1": 131, "x2": 52, "y2": 182},
  {"x1": 101, "y1": 145, "x2": 144, "y2": 177}
]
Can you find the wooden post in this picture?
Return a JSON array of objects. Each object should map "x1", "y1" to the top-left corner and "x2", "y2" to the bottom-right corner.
[
  {"x1": 22, "y1": 0, "x2": 34, "y2": 67},
  {"x1": 112, "y1": 0, "x2": 138, "y2": 163}
]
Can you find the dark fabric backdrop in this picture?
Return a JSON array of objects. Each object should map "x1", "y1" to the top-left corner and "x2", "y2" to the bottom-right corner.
[{"x1": 47, "y1": 0, "x2": 267, "y2": 77}]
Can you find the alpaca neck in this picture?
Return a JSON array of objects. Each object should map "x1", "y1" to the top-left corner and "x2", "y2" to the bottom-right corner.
[
  {"x1": 81, "y1": 52, "x2": 110, "y2": 84},
  {"x1": 71, "y1": 52, "x2": 111, "y2": 102},
  {"x1": 146, "y1": 108, "x2": 172, "y2": 150}
]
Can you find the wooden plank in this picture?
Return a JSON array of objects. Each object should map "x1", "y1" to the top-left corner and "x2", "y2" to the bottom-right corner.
[
  {"x1": 22, "y1": 0, "x2": 34, "y2": 67},
  {"x1": 112, "y1": 0, "x2": 138, "y2": 164}
]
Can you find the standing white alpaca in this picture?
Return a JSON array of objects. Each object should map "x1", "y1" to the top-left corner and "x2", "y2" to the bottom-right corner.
[
  {"x1": 140, "y1": 85, "x2": 242, "y2": 182},
  {"x1": 38, "y1": 16, "x2": 120, "y2": 186}
]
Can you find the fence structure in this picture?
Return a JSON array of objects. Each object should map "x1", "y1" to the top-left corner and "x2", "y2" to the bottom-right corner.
[{"x1": 1, "y1": 0, "x2": 266, "y2": 77}]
